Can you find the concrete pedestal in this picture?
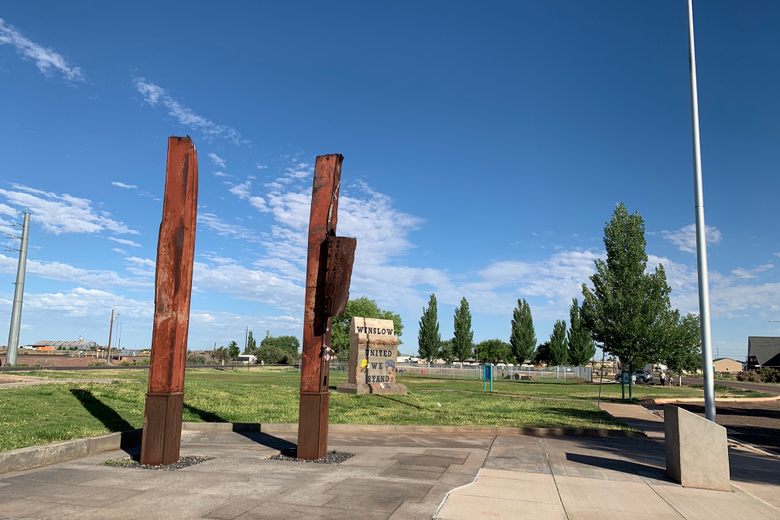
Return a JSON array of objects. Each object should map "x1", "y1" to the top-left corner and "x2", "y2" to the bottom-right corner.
[
  {"x1": 336, "y1": 382, "x2": 407, "y2": 395},
  {"x1": 664, "y1": 404, "x2": 731, "y2": 491}
]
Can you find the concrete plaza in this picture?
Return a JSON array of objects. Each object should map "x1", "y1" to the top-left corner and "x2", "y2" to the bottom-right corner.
[{"x1": 0, "y1": 421, "x2": 778, "y2": 519}]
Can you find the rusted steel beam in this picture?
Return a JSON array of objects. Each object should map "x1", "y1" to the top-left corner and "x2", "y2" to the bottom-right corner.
[
  {"x1": 140, "y1": 136, "x2": 199, "y2": 466},
  {"x1": 297, "y1": 154, "x2": 346, "y2": 460}
]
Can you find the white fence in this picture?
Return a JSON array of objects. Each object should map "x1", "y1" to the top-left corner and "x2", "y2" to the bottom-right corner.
[{"x1": 396, "y1": 363, "x2": 592, "y2": 381}]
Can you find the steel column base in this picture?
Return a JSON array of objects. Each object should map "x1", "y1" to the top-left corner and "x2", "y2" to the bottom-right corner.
[
  {"x1": 297, "y1": 391, "x2": 329, "y2": 460},
  {"x1": 140, "y1": 391, "x2": 184, "y2": 465}
]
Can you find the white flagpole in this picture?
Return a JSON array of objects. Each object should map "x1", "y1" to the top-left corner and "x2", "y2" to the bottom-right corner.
[{"x1": 687, "y1": 0, "x2": 716, "y2": 421}]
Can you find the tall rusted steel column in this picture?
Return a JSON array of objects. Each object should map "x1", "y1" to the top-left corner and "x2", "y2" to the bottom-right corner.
[
  {"x1": 297, "y1": 154, "x2": 356, "y2": 460},
  {"x1": 140, "y1": 136, "x2": 199, "y2": 465}
]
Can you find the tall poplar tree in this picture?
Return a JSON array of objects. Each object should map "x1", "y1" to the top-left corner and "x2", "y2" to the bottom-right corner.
[
  {"x1": 567, "y1": 299, "x2": 596, "y2": 366},
  {"x1": 418, "y1": 294, "x2": 441, "y2": 362},
  {"x1": 452, "y1": 297, "x2": 474, "y2": 362},
  {"x1": 548, "y1": 320, "x2": 569, "y2": 366},
  {"x1": 581, "y1": 203, "x2": 673, "y2": 372},
  {"x1": 510, "y1": 298, "x2": 536, "y2": 364}
]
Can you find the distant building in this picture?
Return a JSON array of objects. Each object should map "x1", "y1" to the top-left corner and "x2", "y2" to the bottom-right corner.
[
  {"x1": 32, "y1": 339, "x2": 100, "y2": 351},
  {"x1": 747, "y1": 336, "x2": 780, "y2": 369},
  {"x1": 236, "y1": 354, "x2": 256, "y2": 364},
  {"x1": 713, "y1": 357, "x2": 743, "y2": 374}
]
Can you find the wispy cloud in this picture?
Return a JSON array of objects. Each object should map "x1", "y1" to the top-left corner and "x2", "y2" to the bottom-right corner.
[
  {"x1": 108, "y1": 237, "x2": 141, "y2": 248},
  {"x1": 111, "y1": 181, "x2": 138, "y2": 190},
  {"x1": 0, "y1": 253, "x2": 151, "y2": 289},
  {"x1": 0, "y1": 18, "x2": 85, "y2": 81},
  {"x1": 208, "y1": 153, "x2": 226, "y2": 168},
  {"x1": 0, "y1": 203, "x2": 17, "y2": 218},
  {"x1": 198, "y1": 212, "x2": 257, "y2": 242},
  {"x1": 0, "y1": 184, "x2": 138, "y2": 235},
  {"x1": 229, "y1": 181, "x2": 268, "y2": 212},
  {"x1": 134, "y1": 78, "x2": 245, "y2": 144},
  {"x1": 661, "y1": 223, "x2": 722, "y2": 254},
  {"x1": 732, "y1": 263, "x2": 774, "y2": 280}
]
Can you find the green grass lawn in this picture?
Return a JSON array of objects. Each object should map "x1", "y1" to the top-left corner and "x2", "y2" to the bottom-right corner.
[{"x1": 0, "y1": 367, "x2": 763, "y2": 452}]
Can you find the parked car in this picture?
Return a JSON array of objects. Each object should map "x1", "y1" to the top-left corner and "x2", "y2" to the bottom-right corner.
[{"x1": 614, "y1": 370, "x2": 653, "y2": 384}]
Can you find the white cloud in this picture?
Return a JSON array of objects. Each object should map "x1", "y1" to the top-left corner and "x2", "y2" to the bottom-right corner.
[
  {"x1": 208, "y1": 153, "x2": 226, "y2": 168},
  {"x1": 0, "y1": 18, "x2": 85, "y2": 81},
  {"x1": 256, "y1": 163, "x2": 268, "y2": 170},
  {"x1": 192, "y1": 258, "x2": 303, "y2": 310},
  {"x1": 198, "y1": 212, "x2": 257, "y2": 242},
  {"x1": 108, "y1": 237, "x2": 141, "y2": 248},
  {"x1": 661, "y1": 223, "x2": 722, "y2": 254},
  {"x1": 111, "y1": 247, "x2": 126, "y2": 254},
  {"x1": 0, "y1": 184, "x2": 138, "y2": 235},
  {"x1": 9, "y1": 287, "x2": 153, "y2": 320},
  {"x1": 0, "y1": 203, "x2": 17, "y2": 218},
  {"x1": 229, "y1": 180, "x2": 268, "y2": 212},
  {"x1": 111, "y1": 181, "x2": 138, "y2": 190},
  {"x1": 0, "y1": 253, "x2": 151, "y2": 289},
  {"x1": 134, "y1": 78, "x2": 244, "y2": 144},
  {"x1": 731, "y1": 263, "x2": 774, "y2": 280},
  {"x1": 213, "y1": 171, "x2": 229, "y2": 178}
]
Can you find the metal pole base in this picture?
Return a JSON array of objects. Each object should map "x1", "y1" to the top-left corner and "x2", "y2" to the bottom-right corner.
[
  {"x1": 297, "y1": 391, "x2": 329, "y2": 460},
  {"x1": 140, "y1": 392, "x2": 184, "y2": 465}
]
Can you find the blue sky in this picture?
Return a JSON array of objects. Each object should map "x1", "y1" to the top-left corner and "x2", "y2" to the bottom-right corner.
[{"x1": 1, "y1": 1, "x2": 778, "y2": 360}]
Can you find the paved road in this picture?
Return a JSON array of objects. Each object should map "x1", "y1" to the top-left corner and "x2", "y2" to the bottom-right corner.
[{"x1": 682, "y1": 376, "x2": 780, "y2": 396}]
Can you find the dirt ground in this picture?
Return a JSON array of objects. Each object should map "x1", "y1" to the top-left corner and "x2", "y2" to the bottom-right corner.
[{"x1": 0, "y1": 353, "x2": 109, "y2": 368}]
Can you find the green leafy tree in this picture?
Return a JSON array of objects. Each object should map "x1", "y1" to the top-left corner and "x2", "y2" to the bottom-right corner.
[
  {"x1": 510, "y1": 298, "x2": 536, "y2": 364},
  {"x1": 439, "y1": 339, "x2": 455, "y2": 364},
  {"x1": 331, "y1": 297, "x2": 403, "y2": 359},
  {"x1": 548, "y1": 320, "x2": 569, "y2": 366},
  {"x1": 476, "y1": 339, "x2": 511, "y2": 364},
  {"x1": 212, "y1": 346, "x2": 228, "y2": 364},
  {"x1": 452, "y1": 297, "x2": 474, "y2": 362},
  {"x1": 567, "y1": 298, "x2": 596, "y2": 366},
  {"x1": 258, "y1": 335, "x2": 300, "y2": 364},
  {"x1": 244, "y1": 330, "x2": 258, "y2": 355},
  {"x1": 418, "y1": 294, "x2": 441, "y2": 362},
  {"x1": 227, "y1": 340, "x2": 240, "y2": 360},
  {"x1": 661, "y1": 312, "x2": 702, "y2": 378},
  {"x1": 581, "y1": 203, "x2": 673, "y2": 372},
  {"x1": 534, "y1": 342, "x2": 552, "y2": 364}
]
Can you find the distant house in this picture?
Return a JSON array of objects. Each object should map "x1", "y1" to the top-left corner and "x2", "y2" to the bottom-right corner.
[
  {"x1": 747, "y1": 336, "x2": 780, "y2": 369},
  {"x1": 713, "y1": 357, "x2": 743, "y2": 373}
]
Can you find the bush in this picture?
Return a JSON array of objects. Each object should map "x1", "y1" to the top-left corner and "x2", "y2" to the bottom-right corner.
[
  {"x1": 759, "y1": 367, "x2": 780, "y2": 383},
  {"x1": 736, "y1": 370, "x2": 767, "y2": 383}
]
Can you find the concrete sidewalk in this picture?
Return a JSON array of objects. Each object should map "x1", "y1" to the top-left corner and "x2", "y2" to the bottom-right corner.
[
  {"x1": 1, "y1": 419, "x2": 778, "y2": 519},
  {"x1": 598, "y1": 401, "x2": 780, "y2": 513},
  {"x1": 435, "y1": 430, "x2": 779, "y2": 519}
]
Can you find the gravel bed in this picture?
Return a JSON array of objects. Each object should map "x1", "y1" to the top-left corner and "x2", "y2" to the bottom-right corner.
[
  {"x1": 267, "y1": 450, "x2": 354, "y2": 464},
  {"x1": 104, "y1": 455, "x2": 212, "y2": 471}
]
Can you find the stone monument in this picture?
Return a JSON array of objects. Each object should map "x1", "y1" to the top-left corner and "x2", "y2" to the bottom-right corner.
[{"x1": 337, "y1": 317, "x2": 407, "y2": 395}]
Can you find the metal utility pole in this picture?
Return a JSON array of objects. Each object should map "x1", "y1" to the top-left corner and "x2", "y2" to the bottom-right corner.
[
  {"x1": 6, "y1": 211, "x2": 30, "y2": 367},
  {"x1": 106, "y1": 308, "x2": 117, "y2": 365},
  {"x1": 687, "y1": 0, "x2": 716, "y2": 421}
]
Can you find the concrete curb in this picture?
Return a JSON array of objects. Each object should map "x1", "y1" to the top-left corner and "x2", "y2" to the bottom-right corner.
[
  {"x1": 652, "y1": 395, "x2": 780, "y2": 404},
  {"x1": 0, "y1": 422, "x2": 641, "y2": 475},
  {"x1": 181, "y1": 421, "x2": 643, "y2": 438},
  {"x1": 0, "y1": 429, "x2": 141, "y2": 475}
]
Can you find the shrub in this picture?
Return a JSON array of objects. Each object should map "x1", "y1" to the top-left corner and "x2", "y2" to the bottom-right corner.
[{"x1": 759, "y1": 367, "x2": 780, "y2": 383}]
